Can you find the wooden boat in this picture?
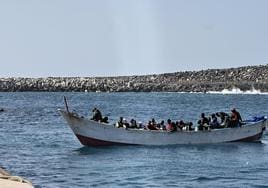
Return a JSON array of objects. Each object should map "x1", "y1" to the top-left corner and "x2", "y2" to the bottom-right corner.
[{"x1": 59, "y1": 109, "x2": 267, "y2": 147}]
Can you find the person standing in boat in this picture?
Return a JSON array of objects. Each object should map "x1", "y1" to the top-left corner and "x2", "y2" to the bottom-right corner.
[
  {"x1": 91, "y1": 107, "x2": 102, "y2": 122},
  {"x1": 229, "y1": 108, "x2": 242, "y2": 127}
]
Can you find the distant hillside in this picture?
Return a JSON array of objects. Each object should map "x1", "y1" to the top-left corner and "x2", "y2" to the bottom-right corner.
[{"x1": 0, "y1": 64, "x2": 268, "y2": 92}]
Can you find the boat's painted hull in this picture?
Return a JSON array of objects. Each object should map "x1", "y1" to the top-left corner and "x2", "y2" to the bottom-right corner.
[{"x1": 60, "y1": 110, "x2": 267, "y2": 146}]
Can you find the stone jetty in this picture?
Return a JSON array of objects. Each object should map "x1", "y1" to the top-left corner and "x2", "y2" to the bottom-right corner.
[{"x1": 0, "y1": 65, "x2": 268, "y2": 92}]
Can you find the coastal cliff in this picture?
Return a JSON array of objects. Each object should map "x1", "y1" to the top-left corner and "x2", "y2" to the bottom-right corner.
[{"x1": 0, "y1": 65, "x2": 268, "y2": 92}]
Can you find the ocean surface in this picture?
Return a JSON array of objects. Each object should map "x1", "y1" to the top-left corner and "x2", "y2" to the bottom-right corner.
[{"x1": 1, "y1": 92, "x2": 268, "y2": 188}]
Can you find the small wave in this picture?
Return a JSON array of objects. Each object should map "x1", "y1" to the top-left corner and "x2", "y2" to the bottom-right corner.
[
  {"x1": 251, "y1": 184, "x2": 268, "y2": 188},
  {"x1": 207, "y1": 86, "x2": 268, "y2": 95},
  {"x1": 194, "y1": 176, "x2": 223, "y2": 182}
]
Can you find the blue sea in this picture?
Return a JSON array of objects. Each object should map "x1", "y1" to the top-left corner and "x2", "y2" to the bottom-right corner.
[{"x1": 1, "y1": 92, "x2": 268, "y2": 188}]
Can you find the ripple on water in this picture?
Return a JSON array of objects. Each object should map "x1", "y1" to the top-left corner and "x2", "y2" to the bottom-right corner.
[{"x1": 1, "y1": 92, "x2": 268, "y2": 188}]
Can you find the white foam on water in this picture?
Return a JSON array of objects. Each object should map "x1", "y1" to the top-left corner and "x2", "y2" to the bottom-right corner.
[{"x1": 208, "y1": 86, "x2": 268, "y2": 95}]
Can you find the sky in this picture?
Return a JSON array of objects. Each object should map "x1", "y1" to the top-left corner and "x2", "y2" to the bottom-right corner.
[{"x1": 0, "y1": 0, "x2": 267, "y2": 77}]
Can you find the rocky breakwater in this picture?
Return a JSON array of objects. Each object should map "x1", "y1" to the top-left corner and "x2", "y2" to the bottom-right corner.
[{"x1": 0, "y1": 64, "x2": 268, "y2": 92}]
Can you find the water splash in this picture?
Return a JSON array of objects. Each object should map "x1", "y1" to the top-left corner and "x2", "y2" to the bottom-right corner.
[{"x1": 208, "y1": 86, "x2": 268, "y2": 95}]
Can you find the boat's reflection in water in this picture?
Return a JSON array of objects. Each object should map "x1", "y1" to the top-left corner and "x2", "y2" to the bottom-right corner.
[{"x1": 73, "y1": 141, "x2": 265, "y2": 156}]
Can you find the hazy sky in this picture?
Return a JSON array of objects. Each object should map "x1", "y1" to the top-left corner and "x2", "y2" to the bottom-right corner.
[{"x1": 0, "y1": 0, "x2": 267, "y2": 77}]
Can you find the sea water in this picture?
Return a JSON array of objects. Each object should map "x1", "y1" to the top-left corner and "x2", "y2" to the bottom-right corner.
[{"x1": 0, "y1": 92, "x2": 268, "y2": 188}]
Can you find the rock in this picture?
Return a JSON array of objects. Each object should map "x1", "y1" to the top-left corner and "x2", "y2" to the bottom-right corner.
[
  {"x1": 0, "y1": 167, "x2": 34, "y2": 188},
  {"x1": 0, "y1": 64, "x2": 268, "y2": 92}
]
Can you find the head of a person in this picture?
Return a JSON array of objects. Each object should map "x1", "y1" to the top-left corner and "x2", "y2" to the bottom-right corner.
[
  {"x1": 201, "y1": 113, "x2": 205, "y2": 118},
  {"x1": 231, "y1": 108, "x2": 236, "y2": 113}
]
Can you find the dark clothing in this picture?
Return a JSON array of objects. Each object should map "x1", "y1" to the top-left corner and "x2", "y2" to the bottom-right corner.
[
  {"x1": 230, "y1": 110, "x2": 242, "y2": 127},
  {"x1": 116, "y1": 117, "x2": 124, "y2": 128},
  {"x1": 235, "y1": 111, "x2": 242, "y2": 122},
  {"x1": 129, "y1": 119, "x2": 137, "y2": 128},
  {"x1": 198, "y1": 117, "x2": 209, "y2": 125},
  {"x1": 176, "y1": 120, "x2": 185, "y2": 130},
  {"x1": 186, "y1": 122, "x2": 194, "y2": 131},
  {"x1": 210, "y1": 116, "x2": 220, "y2": 129},
  {"x1": 198, "y1": 114, "x2": 209, "y2": 131},
  {"x1": 147, "y1": 124, "x2": 159, "y2": 130},
  {"x1": 172, "y1": 122, "x2": 177, "y2": 132},
  {"x1": 92, "y1": 108, "x2": 102, "y2": 121},
  {"x1": 216, "y1": 112, "x2": 230, "y2": 124},
  {"x1": 102, "y1": 116, "x2": 109, "y2": 123}
]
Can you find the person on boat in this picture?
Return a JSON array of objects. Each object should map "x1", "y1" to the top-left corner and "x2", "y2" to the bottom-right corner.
[
  {"x1": 156, "y1": 120, "x2": 161, "y2": 129},
  {"x1": 216, "y1": 112, "x2": 230, "y2": 126},
  {"x1": 91, "y1": 108, "x2": 102, "y2": 122},
  {"x1": 116, "y1": 117, "x2": 124, "y2": 128},
  {"x1": 155, "y1": 120, "x2": 165, "y2": 130},
  {"x1": 159, "y1": 120, "x2": 166, "y2": 130},
  {"x1": 186, "y1": 122, "x2": 194, "y2": 131},
  {"x1": 198, "y1": 113, "x2": 209, "y2": 130},
  {"x1": 146, "y1": 120, "x2": 159, "y2": 130},
  {"x1": 129, "y1": 119, "x2": 137, "y2": 128},
  {"x1": 137, "y1": 121, "x2": 144, "y2": 129},
  {"x1": 102, "y1": 116, "x2": 109, "y2": 123},
  {"x1": 166, "y1": 119, "x2": 173, "y2": 131},
  {"x1": 177, "y1": 120, "x2": 185, "y2": 131},
  {"x1": 229, "y1": 108, "x2": 243, "y2": 127},
  {"x1": 177, "y1": 120, "x2": 194, "y2": 131},
  {"x1": 151, "y1": 118, "x2": 157, "y2": 126},
  {"x1": 122, "y1": 118, "x2": 130, "y2": 128},
  {"x1": 172, "y1": 122, "x2": 177, "y2": 132},
  {"x1": 166, "y1": 119, "x2": 177, "y2": 132},
  {"x1": 209, "y1": 114, "x2": 220, "y2": 129}
]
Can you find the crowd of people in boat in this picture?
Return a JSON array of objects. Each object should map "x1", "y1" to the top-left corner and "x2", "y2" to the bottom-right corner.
[
  {"x1": 115, "y1": 117, "x2": 194, "y2": 132},
  {"x1": 91, "y1": 107, "x2": 243, "y2": 132},
  {"x1": 197, "y1": 108, "x2": 242, "y2": 131}
]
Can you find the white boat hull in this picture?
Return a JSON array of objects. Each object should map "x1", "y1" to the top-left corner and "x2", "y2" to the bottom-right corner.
[{"x1": 59, "y1": 110, "x2": 267, "y2": 146}]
